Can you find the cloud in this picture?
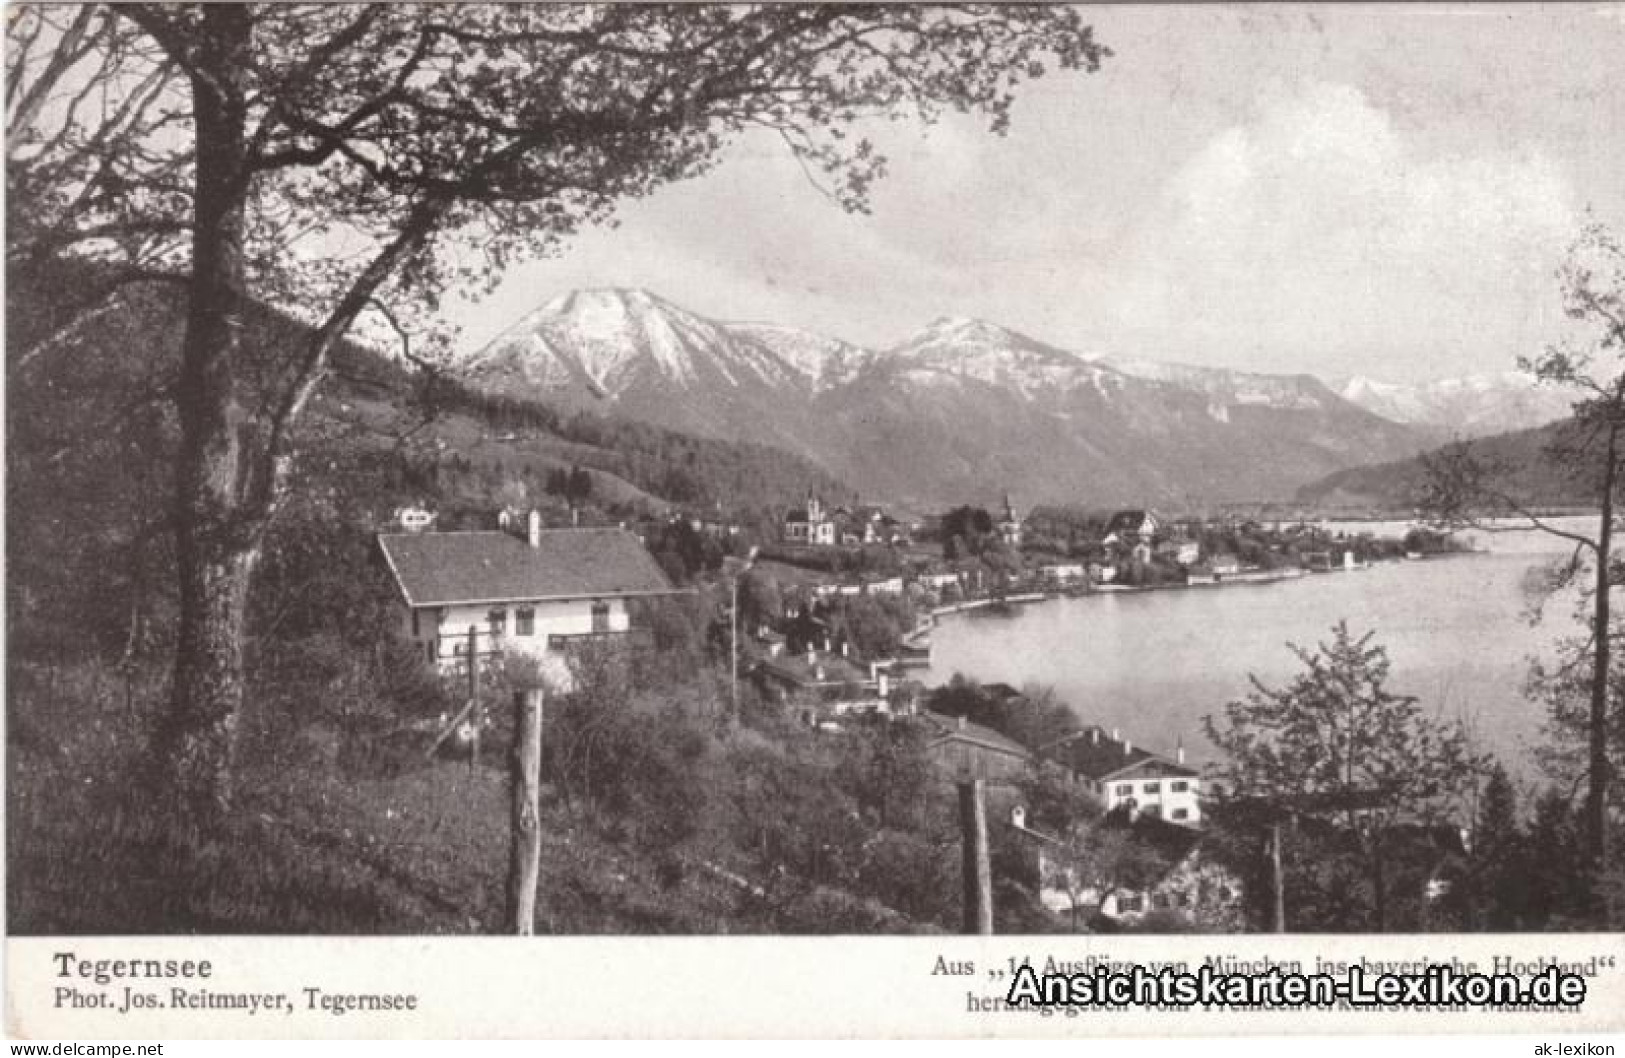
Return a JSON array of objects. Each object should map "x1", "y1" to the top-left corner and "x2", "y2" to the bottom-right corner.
[{"x1": 1110, "y1": 81, "x2": 1578, "y2": 378}]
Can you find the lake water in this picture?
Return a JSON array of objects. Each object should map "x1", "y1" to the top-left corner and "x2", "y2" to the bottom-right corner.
[{"x1": 923, "y1": 519, "x2": 1597, "y2": 776}]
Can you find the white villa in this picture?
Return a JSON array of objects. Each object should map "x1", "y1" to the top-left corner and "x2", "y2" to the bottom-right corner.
[
  {"x1": 378, "y1": 513, "x2": 676, "y2": 685},
  {"x1": 1045, "y1": 726, "x2": 1203, "y2": 826},
  {"x1": 783, "y1": 491, "x2": 837, "y2": 546}
]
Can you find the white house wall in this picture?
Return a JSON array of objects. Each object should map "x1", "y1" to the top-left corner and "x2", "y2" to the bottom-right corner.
[{"x1": 404, "y1": 597, "x2": 631, "y2": 668}]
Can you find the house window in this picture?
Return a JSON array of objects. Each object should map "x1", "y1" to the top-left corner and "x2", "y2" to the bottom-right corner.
[
  {"x1": 1144, "y1": 804, "x2": 1162, "y2": 818},
  {"x1": 412, "y1": 610, "x2": 420, "y2": 637},
  {"x1": 1143, "y1": 782, "x2": 1161, "y2": 794},
  {"x1": 1171, "y1": 780, "x2": 1189, "y2": 793},
  {"x1": 516, "y1": 607, "x2": 535, "y2": 636},
  {"x1": 488, "y1": 608, "x2": 507, "y2": 638},
  {"x1": 426, "y1": 641, "x2": 435, "y2": 663},
  {"x1": 1118, "y1": 893, "x2": 1143, "y2": 913},
  {"x1": 1171, "y1": 808, "x2": 1189, "y2": 821},
  {"x1": 591, "y1": 600, "x2": 610, "y2": 632},
  {"x1": 1115, "y1": 783, "x2": 1133, "y2": 797}
]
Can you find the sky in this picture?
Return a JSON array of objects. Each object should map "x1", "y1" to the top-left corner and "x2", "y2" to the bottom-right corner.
[{"x1": 445, "y1": 4, "x2": 1625, "y2": 385}]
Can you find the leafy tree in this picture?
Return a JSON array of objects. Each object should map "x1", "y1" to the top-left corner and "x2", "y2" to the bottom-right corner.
[
  {"x1": 9, "y1": 3, "x2": 1108, "y2": 814},
  {"x1": 839, "y1": 717, "x2": 935, "y2": 832},
  {"x1": 1464, "y1": 763, "x2": 1533, "y2": 930},
  {"x1": 942, "y1": 506, "x2": 995, "y2": 559},
  {"x1": 1203, "y1": 622, "x2": 1483, "y2": 930},
  {"x1": 1420, "y1": 221, "x2": 1625, "y2": 878},
  {"x1": 828, "y1": 594, "x2": 912, "y2": 661},
  {"x1": 567, "y1": 465, "x2": 593, "y2": 505},
  {"x1": 1045, "y1": 814, "x2": 1170, "y2": 932},
  {"x1": 736, "y1": 569, "x2": 784, "y2": 631},
  {"x1": 1523, "y1": 786, "x2": 1595, "y2": 928}
]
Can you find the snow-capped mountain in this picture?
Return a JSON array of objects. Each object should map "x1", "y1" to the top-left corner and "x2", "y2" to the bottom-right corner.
[
  {"x1": 1336, "y1": 372, "x2": 1574, "y2": 437},
  {"x1": 467, "y1": 289, "x2": 1428, "y2": 507},
  {"x1": 472, "y1": 288, "x2": 836, "y2": 398}
]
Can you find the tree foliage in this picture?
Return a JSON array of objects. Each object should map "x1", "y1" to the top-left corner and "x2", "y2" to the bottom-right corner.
[
  {"x1": 8, "y1": 2, "x2": 1109, "y2": 812},
  {"x1": 1419, "y1": 221, "x2": 1625, "y2": 884},
  {"x1": 1203, "y1": 622, "x2": 1483, "y2": 929}
]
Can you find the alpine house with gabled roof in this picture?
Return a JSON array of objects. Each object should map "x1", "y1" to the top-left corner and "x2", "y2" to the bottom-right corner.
[
  {"x1": 378, "y1": 511, "x2": 676, "y2": 681},
  {"x1": 1045, "y1": 725, "x2": 1203, "y2": 825}
]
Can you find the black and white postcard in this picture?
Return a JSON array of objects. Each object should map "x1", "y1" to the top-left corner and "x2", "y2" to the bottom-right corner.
[{"x1": 6, "y1": 1, "x2": 1625, "y2": 1041}]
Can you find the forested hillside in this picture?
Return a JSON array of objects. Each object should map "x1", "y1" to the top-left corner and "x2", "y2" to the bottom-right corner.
[{"x1": 1293, "y1": 420, "x2": 1598, "y2": 513}]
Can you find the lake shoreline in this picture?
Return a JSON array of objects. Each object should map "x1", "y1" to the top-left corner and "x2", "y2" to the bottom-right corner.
[
  {"x1": 916, "y1": 534, "x2": 1574, "y2": 777},
  {"x1": 904, "y1": 550, "x2": 1484, "y2": 656}
]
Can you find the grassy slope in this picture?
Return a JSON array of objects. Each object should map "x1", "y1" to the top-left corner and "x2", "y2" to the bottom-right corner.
[{"x1": 7, "y1": 659, "x2": 757, "y2": 934}]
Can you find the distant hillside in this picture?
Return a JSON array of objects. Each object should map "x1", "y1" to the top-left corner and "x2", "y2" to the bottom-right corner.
[
  {"x1": 1294, "y1": 419, "x2": 1599, "y2": 512},
  {"x1": 467, "y1": 288, "x2": 1430, "y2": 508},
  {"x1": 8, "y1": 261, "x2": 848, "y2": 525},
  {"x1": 1334, "y1": 372, "x2": 1574, "y2": 438}
]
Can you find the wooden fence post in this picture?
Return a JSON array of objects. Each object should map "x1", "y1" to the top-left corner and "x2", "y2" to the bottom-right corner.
[
  {"x1": 510, "y1": 686, "x2": 543, "y2": 935},
  {"x1": 467, "y1": 626, "x2": 480, "y2": 769},
  {"x1": 1271, "y1": 821, "x2": 1286, "y2": 934},
  {"x1": 958, "y1": 779, "x2": 993, "y2": 935}
]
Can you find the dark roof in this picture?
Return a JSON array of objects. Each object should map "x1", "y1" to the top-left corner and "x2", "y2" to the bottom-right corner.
[
  {"x1": 754, "y1": 653, "x2": 872, "y2": 688},
  {"x1": 921, "y1": 712, "x2": 1033, "y2": 761},
  {"x1": 1048, "y1": 726, "x2": 1197, "y2": 780},
  {"x1": 378, "y1": 529, "x2": 674, "y2": 607}
]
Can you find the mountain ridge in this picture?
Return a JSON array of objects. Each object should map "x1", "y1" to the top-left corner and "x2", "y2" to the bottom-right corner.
[{"x1": 465, "y1": 288, "x2": 1468, "y2": 508}]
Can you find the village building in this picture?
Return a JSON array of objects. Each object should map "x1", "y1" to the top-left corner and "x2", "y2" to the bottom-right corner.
[
  {"x1": 1156, "y1": 537, "x2": 1201, "y2": 566},
  {"x1": 921, "y1": 712, "x2": 1034, "y2": 783},
  {"x1": 783, "y1": 491, "x2": 837, "y2": 546},
  {"x1": 752, "y1": 648, "x2": 894, "y2": 718},
  {"x1": 996, "y1": 493, "x2": 1023, "y2": 548},
  {"x1": 1045, "y1": 726, "x2": 1203, "y2": 825},
  {"x1": 1037, "y1": 562, "x2": 1088, "y2": 586},
  {"x1": 1009, "y1": 805, "x2": 1243, "y2": 927},
  {"x1": 377, "y1": 513, "x2": 675, "y2": 685},
  {"x1": 913, "y1": 571, "x2": 963, "y2": 593}
]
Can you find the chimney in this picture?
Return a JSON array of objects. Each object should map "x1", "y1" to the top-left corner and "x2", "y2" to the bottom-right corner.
[
  {"x1": 528, "y1": 509, "x2": 541, "y2": 549},
  {"x1": 1111, "y1": 727, "x2": 1119, "y2": 741},
  {"x1": 1176, "y1": 738, "x2": 1185, "y2": 766},
  {"x1": 1124, "y1": 739, "x2": 1132, "y2": 755},
  {"x1": 957, "y1": 715, "x2": 968, "y2": 731},
  {"x1": 1091, "y1": 728, "x2": 1100, "y2": 745}
]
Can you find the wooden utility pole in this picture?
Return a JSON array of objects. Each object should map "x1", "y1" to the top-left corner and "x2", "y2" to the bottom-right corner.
[
  {"x1": 958, "y1": 779, "x2": 993, "y2": 934},
  {"x1": 466, "y1": 626, "x2": 480, "y2": 769},
  {"x1": 509, "y1": 687, "x2": 543, "y2": 935},
  {"x1": 1270, "y1": 821, "x2": 1286, "y2": 933}
]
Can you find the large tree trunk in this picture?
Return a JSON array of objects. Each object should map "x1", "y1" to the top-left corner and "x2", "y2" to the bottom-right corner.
[
  {"x1": 1585, "y1": 422, "x2": 1618, "y2": 879},
  {"x1": 150, "y1": 7, "x2": 259, "y2": 816}
]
